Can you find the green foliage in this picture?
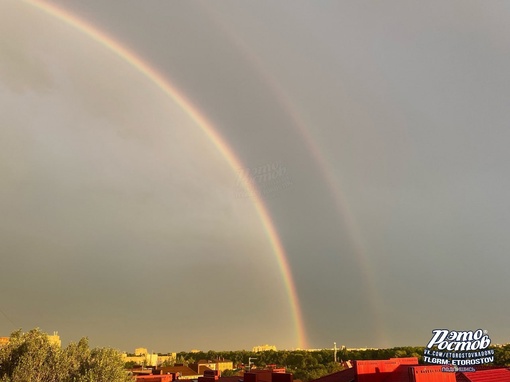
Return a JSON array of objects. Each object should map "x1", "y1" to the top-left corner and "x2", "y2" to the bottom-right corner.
[
  {"x1": 159, "y1": 359, "x2": 173, "y2": 368},
  {"x1": 221, "y1": 370, "x2": 240, "y2": 377},
  {"x1": 0, "y1": 328, "x2": 133, "y2": 382},
  {"x1": 493, "y1": 344, "x2": 510, "y2": 365},
  {"x1": 174, "y1": 354, "x2": 192, "y2": 365},
  {"x1": 344, "y1": 347, "x2": 425, "y2": 363},
  {"x1": 124, "y1": 361, "x2": 138, "y2": 369}
]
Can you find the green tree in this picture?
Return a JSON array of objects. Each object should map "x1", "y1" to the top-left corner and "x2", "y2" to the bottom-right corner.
[
  {"x1": 286, "y1": 352, "x2": 306, "y2": 369},
  {"x1": 77, "y1": 347, "x2": 131, "y2": 382},
  {"x1": 493, "y1": 345, "x2": 510, "y2": 365},
  {"x1": 0, "y1": 328, "x2": 67, "y2": 382},
  {"x1": 221, "y1": 369, "x2": 240, "y2": 377},
  {"x1": 124, "y1": 361, "x2": 138, "y2": 369},
  {"x1": 0, "y1": 328, "x2": 133, "y2": 382}
]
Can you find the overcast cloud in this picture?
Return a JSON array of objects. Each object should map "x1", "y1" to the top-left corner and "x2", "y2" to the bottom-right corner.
[{"x1": 2, "y1": 0, "x2": 510, "y2": 352}]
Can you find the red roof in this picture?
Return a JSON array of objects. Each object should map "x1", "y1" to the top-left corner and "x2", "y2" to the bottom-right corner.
[
  {"x1": 309, "y1": 358, "x2": 458, "y2": 382},
  {"x1": 136, "y1": 376, "x2": 172, "y2": 382},
  {"x1": 457, "y1": 368, "x2": 510, "y2": 382},
  {"x1": 307, "y1": 359, "x2": 510, "y2": 382},
  {"x1": 158, "y1": 365, "x2": 199, "y2": 377}
]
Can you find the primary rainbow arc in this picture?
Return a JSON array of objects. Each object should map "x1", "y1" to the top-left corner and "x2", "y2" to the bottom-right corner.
[{"x1": 24, "y1": 0, "x2": 308, "y2": 349}]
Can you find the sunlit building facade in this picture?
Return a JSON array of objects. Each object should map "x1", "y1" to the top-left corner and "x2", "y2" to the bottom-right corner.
[{"x1": 253, "y1": 345, "x2": 277, "y2": 352}]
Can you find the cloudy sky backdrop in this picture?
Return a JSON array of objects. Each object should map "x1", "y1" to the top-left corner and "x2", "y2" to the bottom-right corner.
[{"x1": 2, "y1": 0, "x2": 510, "y2": 352}]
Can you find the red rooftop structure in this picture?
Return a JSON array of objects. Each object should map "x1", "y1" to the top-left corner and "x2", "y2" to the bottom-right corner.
[
  {"x1": 456, "y1": 367, "x2": 510, "y2": 382},
  {"x1": 311, "y1": 358, "x2": 452, "y2": 382},
  {"x1": 244, "y1": 366, "x2": 293, "y2": 382},
  {"x1": 310, "y1": 358, "x2": 510, "y2": 382},
  {"x1": 136, "y1": 375, "x2": 173, "y2": 382}
]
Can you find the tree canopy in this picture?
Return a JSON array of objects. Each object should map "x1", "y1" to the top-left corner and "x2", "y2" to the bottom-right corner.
[{"x1": 0, "y1": 328, "x2": 133, "y2": 382}]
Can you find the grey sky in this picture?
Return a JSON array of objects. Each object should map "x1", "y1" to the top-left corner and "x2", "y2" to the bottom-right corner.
[{"x1": 2, "y1": 0, "x2": 510, "y2": 352}]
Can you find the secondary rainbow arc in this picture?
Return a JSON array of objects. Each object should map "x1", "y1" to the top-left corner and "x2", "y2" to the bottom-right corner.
[
  {"x1": 199, "y1": 6, "x2": 387, "y2": 346},
  {"x1": 24, "y1": 0, "x2": 308, "y2": 349}
]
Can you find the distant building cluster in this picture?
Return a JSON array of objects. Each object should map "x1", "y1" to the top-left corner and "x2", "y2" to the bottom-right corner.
[
  {"x1": 0, "y1": 331, "x2": 61, "y2": 348},
  {"x1": 252, "y1": 344, "x2": 277, "y2": 352},
  {"x1": 129, "y1": 358, "x2": 236, "y2": 381},
  {"x1": 122, "y1": 347, "x2": 176, "y2": 367},
  {"x1": 133, "y1": 362, "x2": 292, "y2": 382},
  {"x1": 123, "y1": 345, "x2": 234, "y2": 376}
]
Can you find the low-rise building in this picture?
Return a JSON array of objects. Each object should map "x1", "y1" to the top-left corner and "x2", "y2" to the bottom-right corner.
[
  {"x1": 253, "y1": 345, "x2": 277, "y2": 352},
  {"x1": 189, "y1": 359, "x2": 234, "y2": 374},
  {"x1": 135, "y1": 365, "x2": 292, "y2": 382},
  {"x1": 0, "y1": 331, "x2": 60, "y2": 348},
  {"x1": 244, "y1": 366, "x2": 292, "y2": 382},
  {"x1": 122, "y1": 348, "x2": 176, "y2": 367},
  {"x1": 157, "y1": 365, "x2": 201, "y2": 380},
  {"x1": 136, "y1": 376, "x2": 173, "y2": 382}
]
